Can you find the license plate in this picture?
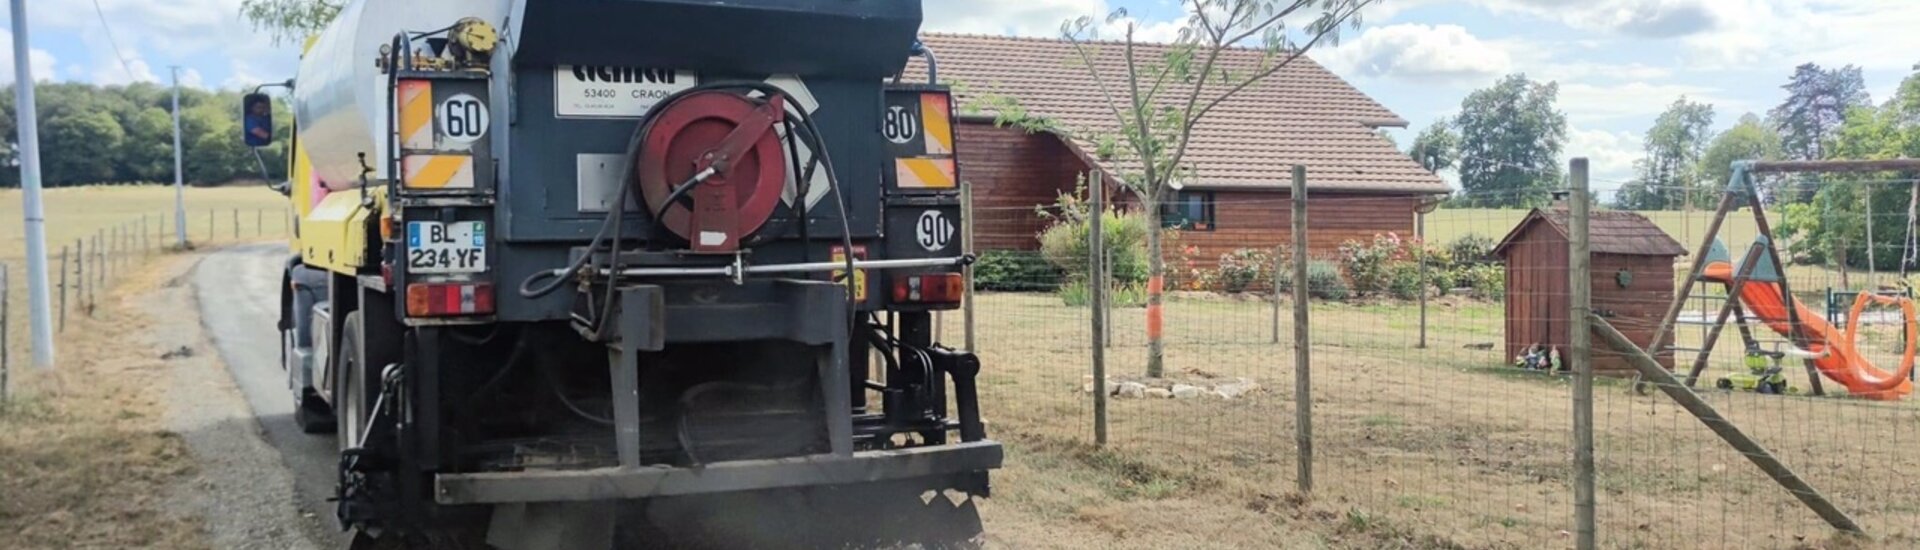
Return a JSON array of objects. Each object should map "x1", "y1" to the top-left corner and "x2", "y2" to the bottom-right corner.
[{"x1": 406, "y1": 221, "x2": 487, "y2": 274}]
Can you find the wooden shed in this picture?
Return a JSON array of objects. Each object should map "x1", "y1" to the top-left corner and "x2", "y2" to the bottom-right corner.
[{"x1": 1493, "y1": 208, "x2": 1687, "y2": 376}]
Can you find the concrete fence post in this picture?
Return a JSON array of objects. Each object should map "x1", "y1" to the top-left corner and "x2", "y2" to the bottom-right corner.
[
  {"x1": 233, "y1": 208, "x2": 240, "y2": 239},
  {"x1": 1570, "y1": 158, "x2": 1597, "y2": 550}
]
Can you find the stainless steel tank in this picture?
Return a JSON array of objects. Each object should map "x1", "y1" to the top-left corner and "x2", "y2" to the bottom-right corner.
[{"x1": 292, "y1": 0, "x2": 508, "y2": 188}]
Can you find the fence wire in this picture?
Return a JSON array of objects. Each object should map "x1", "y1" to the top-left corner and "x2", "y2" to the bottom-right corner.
[{"x1": 960, "y1": 171, "x2": 1920, "y2": 548}]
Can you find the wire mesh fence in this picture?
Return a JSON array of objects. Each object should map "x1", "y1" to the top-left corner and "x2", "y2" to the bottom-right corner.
[
  {"x1": 957, "y1": 163, "x2": 1920, "y2": 548},
  {"x1": 0, "y1": 206, "x2": 292, "y2": 384}
]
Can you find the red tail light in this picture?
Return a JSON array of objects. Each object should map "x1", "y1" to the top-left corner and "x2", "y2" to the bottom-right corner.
[
  {"x1": 892, "y1": 273, "x2": 964, "y2": 305},
  {"x1": 406, "y1": 282, "x2": 495, "y2": 317}
]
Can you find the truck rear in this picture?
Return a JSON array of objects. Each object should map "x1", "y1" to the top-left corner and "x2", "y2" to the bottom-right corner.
[{"x1": 253, "y1": 1, "x2": 997, "y2": 547}]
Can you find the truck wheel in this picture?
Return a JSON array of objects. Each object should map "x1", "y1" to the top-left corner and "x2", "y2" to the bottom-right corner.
[{"x1": 335, "y1": 311, "x2": 376, "y2": 452}]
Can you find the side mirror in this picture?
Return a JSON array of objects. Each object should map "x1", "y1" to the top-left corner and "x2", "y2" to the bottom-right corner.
[
  {"x1": 242, "y1": 92, "x2": 274, "y2": 148},
  {"x1": 269, "y1": 180, "x2": 292, "y2": 196}
]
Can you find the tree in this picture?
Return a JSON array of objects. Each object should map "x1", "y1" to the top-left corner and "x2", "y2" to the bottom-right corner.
[
  {"x1": 985, "y1": 1, "x2": 1371, "y2": 377},
  {"x1": 1621, "y1": 97, "x2": 1714, "y2": 210},
  {"x1": 240, "y1": 0, "x2": 344, "y2": 44},
  {"x1": 1699, "y1": 113, "x2": 1781, "y2": 200},
  {"x1": 1406, "y1": 119, "x2": 1457, "y2": 174},
  {"x1": 1454, "y1": 74, "x2": 1567, "y2": 208},
  {"x1": 1769, "y1": 63, "x2": 1869, "y2": 201}
]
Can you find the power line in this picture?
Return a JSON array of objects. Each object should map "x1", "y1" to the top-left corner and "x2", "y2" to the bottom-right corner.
[{"x1": 89, "y1": 0, "x2": 138, "y2": 82}]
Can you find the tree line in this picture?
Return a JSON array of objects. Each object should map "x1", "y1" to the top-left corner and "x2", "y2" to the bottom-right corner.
[
  {"x1": 0, "y1": 81, "x2": 291, "y2": 187},
  {"x1": 1404, "y1": 64, "x2": 1920, "y2": 216}
]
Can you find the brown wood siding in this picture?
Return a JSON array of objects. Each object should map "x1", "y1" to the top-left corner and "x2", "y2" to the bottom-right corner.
[
  {"x1": 1502, "y1": 219, "x2": 1677, "y2": 376},
  {"x1": 958, "y1": 122, "x2": 1092, "y2": 251},
  {"x1": 1167, "y1": 192, "x2": 1419, "y2": 264}
]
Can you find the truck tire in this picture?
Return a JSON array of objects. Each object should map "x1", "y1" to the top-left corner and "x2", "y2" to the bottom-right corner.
[{"x1": 335, "y1": 311, "x2": 376, "y2": 452}]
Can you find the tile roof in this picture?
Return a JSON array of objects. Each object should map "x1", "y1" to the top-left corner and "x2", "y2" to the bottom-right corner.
[
  {"x1": 1493, "y1": 208, "x2": 1689, "y2": 257},
  {"x1": 907, "y1": 33, "x2": 1450, "y2": 194}
]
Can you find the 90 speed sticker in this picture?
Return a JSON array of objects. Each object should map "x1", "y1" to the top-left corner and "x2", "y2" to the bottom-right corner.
[{"x1": 915, "y1": 210, "x2": 956, "y2": 252}]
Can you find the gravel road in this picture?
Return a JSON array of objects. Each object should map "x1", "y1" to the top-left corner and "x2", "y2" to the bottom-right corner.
[{"x1": 177, "y1": 244, "x2": 343, "y2": 548}]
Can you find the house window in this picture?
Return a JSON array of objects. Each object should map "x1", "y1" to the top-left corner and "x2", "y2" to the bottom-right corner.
[{"x1": 1161, "y1": 191, "x2": 1216, "y2": 230}]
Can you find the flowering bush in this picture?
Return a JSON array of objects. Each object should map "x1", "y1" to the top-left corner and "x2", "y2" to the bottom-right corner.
[
  {"x1": 1338, "y1": 232, "x2": 1418, "y2": 297},
  {"x1": 1213, "y1": 248, "x2": 1272, "y2": 293}
]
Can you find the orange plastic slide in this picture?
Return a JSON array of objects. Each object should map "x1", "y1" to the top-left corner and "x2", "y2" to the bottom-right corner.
[{"x1": 1702, "y1": 261, "x2": 1916, "y2": 400}]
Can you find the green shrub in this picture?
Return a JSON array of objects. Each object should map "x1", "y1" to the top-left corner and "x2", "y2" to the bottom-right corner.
[
  {"x1": 1448, "y1": 234, "x2": 1498, "y2": 265},
  {"x1": 1339, "y1": 233, "x2": 1415, "y2": 296},
  {"x1": 1386, "y1": 262, "x2": 1424, "y2": 301},
  {"x1": 1306, "y1": 260, "x2": 1350, "y2": 301},
  {"x1": 972, "y1": 250, "x2": 1061, "y2": 291},
  {"x1": 1455, "y1": 264, "x2": 1505, "y2": 300},
  {"x1": 1037, "y1": 210, "x2": 1150, "y2": 285},
  {"x1": 1059, "y1": 280, "x2": 1148, "y2": 307},
  {"x1": 1214, "y1": 248, "x2": 1272, "y2": 293}
]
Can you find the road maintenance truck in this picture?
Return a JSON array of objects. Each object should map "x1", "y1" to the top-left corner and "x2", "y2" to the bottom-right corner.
[{"x1": 248, "y1": 1, "x2": 997, "y2": 547}]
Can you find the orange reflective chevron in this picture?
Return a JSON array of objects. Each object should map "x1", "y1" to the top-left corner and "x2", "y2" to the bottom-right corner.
[
  {"x1": 398, "y1": 80, "x2": 433, "y2": 149},
  {"x1": 896, "y1": 157, "x2": 956, "y2": 189},
  {"x1": 920, "y1": 92, "x2": 953, "y2": 155},
  {"x1": 403, "y1": 155, "x2": 474, "y2": 189}
]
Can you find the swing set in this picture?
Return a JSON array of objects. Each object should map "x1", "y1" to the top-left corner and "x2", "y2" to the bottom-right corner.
[{"x1": 1650, "y1": 159, "x2": 1920, "y2": 400}]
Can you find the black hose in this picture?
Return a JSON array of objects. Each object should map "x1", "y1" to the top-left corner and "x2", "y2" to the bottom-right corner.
[{"x1": 539, "y1": 351, "x2": 614, "y2": 426}]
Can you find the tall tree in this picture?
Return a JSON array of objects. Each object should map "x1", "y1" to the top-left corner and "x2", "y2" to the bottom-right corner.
[
  {"x1": 1769, "y1": 63, "x2": 1869, "y2": 201},
  {"x1": 1406, "y1": 118, "x2": 1458, "y2": 174},
  {"x1": 1627, "y1": 97, "x2": 1715, "y2": 210},
  {"x1": 1698, "y1": 113, "x2": 1782, "y2": 200},
  {"x1": 1454, "y1": 74, "x2": 1567, "y2": 208}
]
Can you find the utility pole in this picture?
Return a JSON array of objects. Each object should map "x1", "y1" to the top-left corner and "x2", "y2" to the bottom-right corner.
[
  {"x1": 171, "y1": 66, "x2": 187, "y2": 247},
  {"x1": 10, "y1": 0, "x2": 55, "y2": 367}
]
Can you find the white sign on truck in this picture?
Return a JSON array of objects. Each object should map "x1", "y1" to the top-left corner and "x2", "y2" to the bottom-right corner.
[{"x1": 555, "y1": 65, "x2": 697, "y2": 118}]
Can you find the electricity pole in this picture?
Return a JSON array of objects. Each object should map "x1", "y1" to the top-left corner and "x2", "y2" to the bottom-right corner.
[
  {"x1": 10, "y1": 0, "x2": 55, "y2": 367},
  {"x1": 171, "y1": 66, "x2": 187, "y2": 246}
]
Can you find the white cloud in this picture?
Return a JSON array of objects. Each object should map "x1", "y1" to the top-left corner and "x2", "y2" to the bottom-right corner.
[
  {"x1": 1321, "y1": 24, "x2": 1512, "y2": 84},
  {"x1": 1474, "y1": 0, "x2": 1730, "y2": 38},
  {"x1": 1565, "y1": 126, "x2": 1643, "y2": 188},
  {"x1": 0, "y1": 29, "x2": 58, "y2": 84},
  {"x1": 922, "y1": 0, "x2": 1107, "y2": 37},
  {"x1": 37, "y1": 0, "x2": 295, "y2": 89},
  {"x1": 1683, "y1": 0, "x2": 1920, "y2": 71},
  {"x1": 1556, "y1": 81, "x2": 1744, "y2": 124}
]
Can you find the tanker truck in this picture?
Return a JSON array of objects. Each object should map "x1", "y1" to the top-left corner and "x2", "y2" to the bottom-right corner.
[{"x1": 246, "y1": 1, "x2": 997, "y2": 547}]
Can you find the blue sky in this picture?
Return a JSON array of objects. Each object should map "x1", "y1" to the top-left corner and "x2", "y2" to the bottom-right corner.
[{"x1": 6, "y1": 0, "x2": 1920, "y2": 196}]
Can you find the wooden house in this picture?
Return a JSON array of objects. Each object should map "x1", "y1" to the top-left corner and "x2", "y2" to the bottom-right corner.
[{"x1": 1493, "y1": 208, "x2": 1686, "y2": 375}]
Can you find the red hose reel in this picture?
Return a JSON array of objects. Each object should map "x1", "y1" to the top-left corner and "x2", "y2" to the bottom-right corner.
[{"x1": 632, "y1": 91, "x2": 789, "y2": 253}]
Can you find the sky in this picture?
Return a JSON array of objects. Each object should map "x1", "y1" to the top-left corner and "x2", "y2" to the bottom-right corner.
[{"x1": 5, "y1": 0, "x2": 1920, "y2": 196}]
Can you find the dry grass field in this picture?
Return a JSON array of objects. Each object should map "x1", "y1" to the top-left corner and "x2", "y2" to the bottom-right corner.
[{"x1": 955, "y1": 291, "x2": 1920, "y2": 549}]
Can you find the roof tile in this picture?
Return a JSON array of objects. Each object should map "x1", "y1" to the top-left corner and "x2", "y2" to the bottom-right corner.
[{"x1": 909, "y1": 33, "x2": 1449, "y2": 194}]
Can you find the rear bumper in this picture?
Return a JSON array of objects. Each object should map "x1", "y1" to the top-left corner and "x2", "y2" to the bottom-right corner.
[{"x1": 433, "y1": 440, "x2": 1002, "y2": 505}]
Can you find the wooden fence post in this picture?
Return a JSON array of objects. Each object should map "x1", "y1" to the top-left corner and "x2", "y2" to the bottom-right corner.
[
  {"x1": 1592, "y1": 316, "x2": 1864, "y2": 535},
  {"x1": 57, "y1": 246, "x2": 66, "y2": 332},
  {"x1": 1088, "y1": 170, "x2": 1109, "y2": 447},
  {"x1": 961, "y1": 181, "x2": 976, "y2": 353},
  {"x1": 1569, "y1": 158, "x2": 1596, "y2": 550},
  {"x1": 1292, "y1": 165, "x2": 1313, "y2": 494}
]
